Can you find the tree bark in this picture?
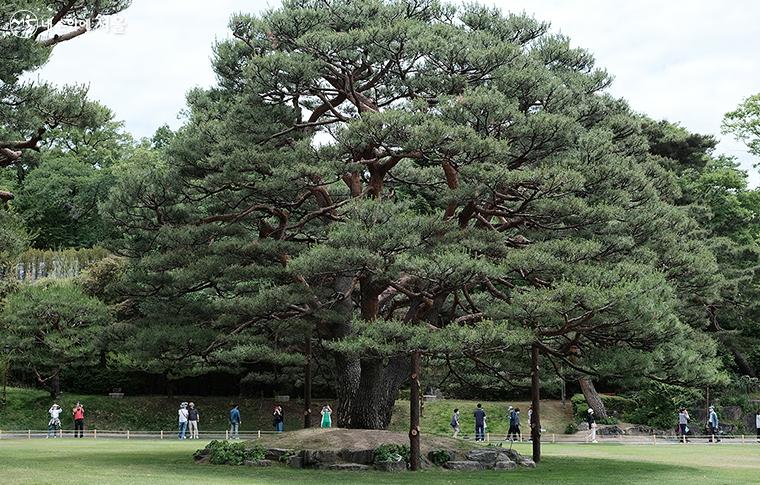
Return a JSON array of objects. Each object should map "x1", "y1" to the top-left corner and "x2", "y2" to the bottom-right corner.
[
  {"x1": 728, "y1": 343, "x2": 756, "y2": 377},
  {"x1": 579, "y1": 376, "x2": 608, "y2": 419},
  {"x1": 49, "y1": 373, "x2": 60, "y2": 399},
  {"x1": 409, "y1": 351, "x2": 421, "y2": 471},
  {"x1": 304, "y1": 333, "x2": 313, "y2": 428},
  {"x1": 347, "y1": 355, "x2": 409, "y2": 428},
  {"x1": 531, "y1": 344, "x2": 541, "y2": 463},
  {"x1": 334, "y1": 354, "x2": 361, "y2": 427}
]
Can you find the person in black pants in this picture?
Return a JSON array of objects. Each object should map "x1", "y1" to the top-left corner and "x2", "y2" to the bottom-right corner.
[{"x1": 72, "y1": 402, "x2": 85, "y2": 438}]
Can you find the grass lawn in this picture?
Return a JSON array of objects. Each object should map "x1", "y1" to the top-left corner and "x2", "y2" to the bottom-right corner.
[{"x1": 0, "y1": 439, "x2": 758, "y2": 484}]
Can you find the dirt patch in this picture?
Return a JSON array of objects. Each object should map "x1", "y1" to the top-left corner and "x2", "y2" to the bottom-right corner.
[{"x1": 256, "y1": 428, "x2": 474, "y2": 454}]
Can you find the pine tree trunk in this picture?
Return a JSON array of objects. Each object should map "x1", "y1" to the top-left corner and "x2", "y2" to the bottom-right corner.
[
  {"x1": 409, "y1": 351, "x2": 421, "y2": 471},
  {"x1": 346, "y1": 355, "x2": 409, "y2": 428},
  {"x1": 728, "y1": 344, "x2": 756, "y2": 377},
  {"x1": 49, "y1": 373, "x2": 60, "y2": 399},
  {"x1": 579, "y1": 376, "x2": 608, "y2": 419},
  {"x1": 334, "y1": 354, "x2": 361, "y2": 428},
  {"x1": 531, "y1": 344, "x2": 541, "y2": 463}
]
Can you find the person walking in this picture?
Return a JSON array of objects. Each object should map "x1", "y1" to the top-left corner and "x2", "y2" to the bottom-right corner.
[
  {"x1": 678, "y1": 408, "x2": 690, "y2": 443},
  {"x1": 72, "y1": 402, "x2": 85, "y2": 438},
  {"x1": 47, "y1": 403, "x2": 62, "y2": 438},
  {"x1": 755, "y1": 410, "x2": 760, "y2": 443},
  {"x1": 450, "y1": 408, "x2": 461, "y2": 438},
  {"x1": 474, "y1": 403, "x2": 486, "y2": 442},
  {"x1": 178, "y1": 402, "x2": 189, "y2": 439},
  {"x1": 587, "y1": 408, "x2": 598, "y2": 443},
  {"x1": 513, "y1": 408, "x2": 522, "y2": 441},
  {"x1": 506, "y1": 405, "x2": 515, "y2": 441},
  {"x1": 229, "y1": 404, "x2": 241, "y2": 439},
  {"x1": 187, "y1": 402, "x2": 200, "y2": 439},
  {"x1": 707, "y1": 405, "x2": 721, "y2": 443},
  {"x1": 507, "y1": 406, "x2": 519, "y2": 441},
  {"x1": 273, "y1": 404, "x2": 284, "y2": 433},
  {"x1": 320, "y1": 404, "x2": 333, "y2": 429}
]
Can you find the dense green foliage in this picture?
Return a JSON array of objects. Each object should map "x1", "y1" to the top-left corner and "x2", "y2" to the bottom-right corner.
[
  {"x1": 374, "y1": 443, "x2": 411, "y2": 465},
  {"x1": 195, "y1": 440, "x2": 266, "y2": 465},
  {"x1": 723, "y1": 93, "x2": 760, "y2": 158},
  {"x1": 0, "y1": 281, "x2": 110, "y2": 396}
]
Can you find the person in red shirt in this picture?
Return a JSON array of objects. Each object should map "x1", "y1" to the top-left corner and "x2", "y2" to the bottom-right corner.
[{"x1": 72, "y1": 402, "x2": 85, "y2": 438}]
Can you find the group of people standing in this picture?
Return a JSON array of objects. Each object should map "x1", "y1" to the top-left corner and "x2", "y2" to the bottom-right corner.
[
  {"x1": 450, "y1": 403, "x2": 535, "y2": 442},
  {"x1": 46, "y1": 402, "x2": 85, "y2": 438},
  {"x1": 177, "y1": 402, "x2": 200, "y2": 439},
  {"x1": 176, "y1": 402, "x2": 334, "y2": 439},
  {"x1": 676, "y1": 405, "x2": 756, "y2": 443}
]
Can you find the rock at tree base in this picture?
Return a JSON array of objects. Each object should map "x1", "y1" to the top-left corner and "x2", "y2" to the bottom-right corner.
[
  {"x1": 244, "y1": 459, "x2": 272, "y2": 467},
  {"x1": 503, "y1": 449, "x2": 536, "y2": 468},
  {"x1": 466, "y1": 448, "x2": 507, "y2": 465},
  {"x1": 288, "y1": 456, "x2": 303, "y2": 469},
  {"x1": 494, "y1": 460, "x2": 517, "y2": 470},
  {"x1": 338, "y1": 449, "x2": 375, "y2": 464},
  {"x1": 302, "y1": 449, "x2": 339, "y2": 467},
  {"x1": 327, "y1": 463, "x2": 371, "y2": 471},
  {"x1": 376, "y1": 460, "x2": 407, "y2": 472},
  {"x1": 598, "y1": 425, "x2": 624, "y2": 436},
  {"x1": 444, "y1": 461, "x2": 486, "y2": 471},
  {"x1": 264, "y1": 448, "x2": 293, "y2": 461}
]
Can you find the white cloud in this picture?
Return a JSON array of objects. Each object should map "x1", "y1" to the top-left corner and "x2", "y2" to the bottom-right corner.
[{"x1": 35, "y1": 0, "x2": 760, "y2": 181}]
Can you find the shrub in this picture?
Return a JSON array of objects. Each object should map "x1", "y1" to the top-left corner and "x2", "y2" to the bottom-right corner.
[
  {"x1": 429, "y1": 449, "x2": 451, "y2": 466},
  {"x1": 197, "y1": 440, "x2": 265, "y2": 465},
  {"x1": 626, "y1": 383, "x2": 701, "y2": 430},
  {"x1": 374, "y1": 443, "x2": 411, "y2": 465},
  {"x1": 564, "y1": 422, "x2": 578, "y2": 434}
]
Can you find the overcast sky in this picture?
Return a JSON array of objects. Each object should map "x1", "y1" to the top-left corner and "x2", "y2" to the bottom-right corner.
[{"x1": 33, "y1": 0, "x2": 760, "y2": 183}]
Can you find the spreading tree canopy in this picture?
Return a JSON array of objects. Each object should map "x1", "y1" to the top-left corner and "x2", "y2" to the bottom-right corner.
[{"x1": 107, "y1": 0, "x2": 725, "y2": 429}]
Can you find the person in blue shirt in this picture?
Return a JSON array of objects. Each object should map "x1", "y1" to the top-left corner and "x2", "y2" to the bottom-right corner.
[
  {"x1": 474, "y1": 403, "x2": 486, "y2": 442},
  {"x1": 708, "y1": 406, "x2": 721, "y2": 443},
  {"x1": 229, "y1": 404, "x2": 241, "y2": 439}
]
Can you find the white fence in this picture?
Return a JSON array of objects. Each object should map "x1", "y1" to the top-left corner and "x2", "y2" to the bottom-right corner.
[
  {"x1": 0, "y1": 428, "x2": 756, "y2": 444},
  {"x1": 0, "y1": 429, "x2": 279, "y2": 440}
]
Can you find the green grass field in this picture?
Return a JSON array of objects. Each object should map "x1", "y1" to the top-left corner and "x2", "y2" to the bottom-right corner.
[{"x1": 0, "y1": 439, "x2": 757, "y2": 484}]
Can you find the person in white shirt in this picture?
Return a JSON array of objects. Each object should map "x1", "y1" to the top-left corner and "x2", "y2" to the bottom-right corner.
[
  {"x1": 47, "y1": 404, "x2": 62, "y2": 438},
  {"x1": 178, "y1": 402, "x2": 189, "y2": 439},
  {"x1": 755, "y1": 410, "x2": 760, "y2": 443}
]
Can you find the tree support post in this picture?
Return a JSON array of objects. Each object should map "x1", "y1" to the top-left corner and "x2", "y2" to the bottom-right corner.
[
  {"x1": 531, "y1": 343, "x2": 542, "y2": 463},
  {"x1": 409, "y1": 351, "x2": 421, "y2": 471},
  {"x1": 304, "y1": 333, "x2": 312, "y2": 429}
]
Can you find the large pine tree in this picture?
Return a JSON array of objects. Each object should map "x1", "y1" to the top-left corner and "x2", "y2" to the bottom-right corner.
[{"x1": 107, "y1": 0, "x2": 724, "y2": 430}]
